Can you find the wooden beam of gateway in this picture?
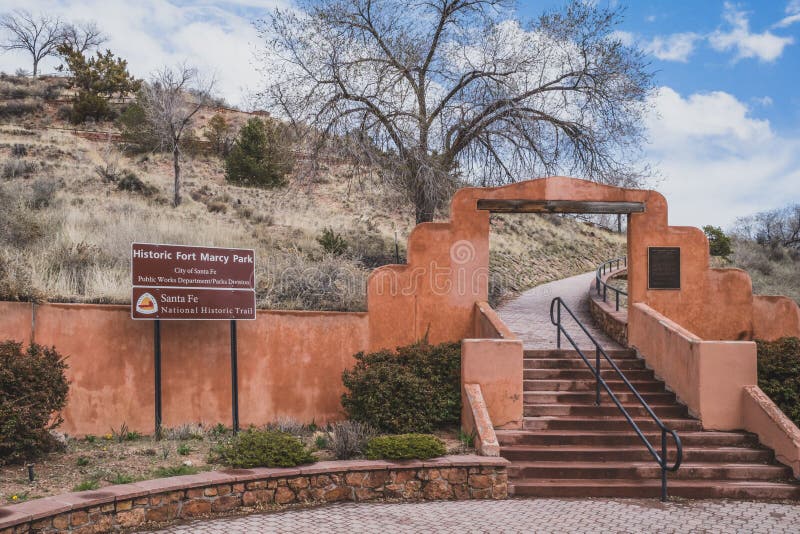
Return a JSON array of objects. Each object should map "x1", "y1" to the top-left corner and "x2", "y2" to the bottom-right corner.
[{"x1": 476, "y1": 199, "x2": 645, "y2": 214}]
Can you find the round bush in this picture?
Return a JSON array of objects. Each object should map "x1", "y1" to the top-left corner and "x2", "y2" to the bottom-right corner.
[
  {"x1": 0, "y1": 340, "x2": 69, "y2": 465},
  {"x1": 365, "y1": 434, "x2": 446, "y2": 460},
  {"x1": 341, "y1": 341, "x2": 460, "y2": 433},
  {"x1": 757, "y1": 337, "x2": 800, "y2": 427},
  {"x1": 214, "y1": 429, "x2": 314, "y2": 468}
]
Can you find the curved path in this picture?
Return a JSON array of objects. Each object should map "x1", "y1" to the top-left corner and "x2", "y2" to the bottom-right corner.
[
  {"x1": 151, "y1": 498, "x2": 800, "y2": 533},
  {"x1": 496, "y1": 271, "x2": 621, "y2": 350}
]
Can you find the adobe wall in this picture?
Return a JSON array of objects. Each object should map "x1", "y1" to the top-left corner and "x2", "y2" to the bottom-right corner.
[
  {"x1": 367, "y1": 176, "x2": 800, "y2": 348},
  {"x1": 0, "y1": 302, "x2": 368, "y2": 435},
  {"x1": 2, "y1": 176, "x2": 798, "y2": 435}
]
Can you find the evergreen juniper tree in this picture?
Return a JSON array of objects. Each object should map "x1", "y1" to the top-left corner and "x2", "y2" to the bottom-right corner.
[{"x1": 224, "y1": 117, "x2": 292, "y2": 188}]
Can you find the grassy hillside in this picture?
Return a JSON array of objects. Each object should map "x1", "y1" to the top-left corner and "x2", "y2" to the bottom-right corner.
[
  {"x1": 0, "y1": 74, "x2": 627, "y2": 311},
  {"x1": 713, "y1": 239, "x2": 800, "y2": 305}
]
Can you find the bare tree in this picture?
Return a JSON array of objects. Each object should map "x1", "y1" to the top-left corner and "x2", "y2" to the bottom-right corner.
[
  {"x1": 140, "y1": 65, "x2": 214, "y2": 207},
  {"x1": 0, "y1": 10, "x2": 63, "y2": 76},
  {"x1": 258, "y1": 0, "x2": 653, "y2": 223},
  {"x1": 61, "y1": 20, "x2": 107, "y2": 54},
  {"x1": 735, "y1": 204, "x2": 800, "y2": 249}
]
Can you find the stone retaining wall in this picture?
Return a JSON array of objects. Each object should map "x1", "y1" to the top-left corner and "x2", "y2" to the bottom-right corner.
[
  {"x1": 589, "y1": 273, "x2": 628, "y2": 347},
  {"x1": 0, "y1": 456, "x2": 508, "y2": 533}
]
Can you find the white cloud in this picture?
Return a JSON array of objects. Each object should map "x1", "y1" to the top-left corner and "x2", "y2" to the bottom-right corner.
[
  {"x1": 645, "y1": 87, "x2": 800, "y2": 228},
  {"x1": 612, "y1": 30, "x2": 699, "y2": 63},
  {"x1": 609, "y1": 30, "x2": 635, "y2": 47},
  {"x1": 0, "y1": 0, "x2": 285, "y2": 106},
  {"x1": 753, "y1": 95, "x2": 773, "y2": 107},
  {"x1": 775, "y1": 0, "x2": 800, "y2": 28},
  {"x1": 709, "y1": 2, "x2": 794, "y2": 62},
  {"x1": 643, "y1": 32, "x2": 700, "y2": 62}
]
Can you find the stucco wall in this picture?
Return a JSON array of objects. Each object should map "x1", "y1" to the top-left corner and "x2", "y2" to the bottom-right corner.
[
  {"x1": 752, "y1": 295, "x2": 800, "y2": 341},
  {"x1": 628, "y1": 302, "x2": 757, "y2": 430},
  {"x1": 0, "y1": 302, "x2": 369, "y2": 435},
  {"x1": 366, "y1": 176, "x2": 800, "y2": 350}
]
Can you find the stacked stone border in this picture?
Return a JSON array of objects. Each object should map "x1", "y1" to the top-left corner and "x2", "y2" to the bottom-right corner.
[
  {"x1": 0, "y1": 456, "x2": 508, "y2": 533},
  {"x1": 589, "y1": 268, "x2": 628, "y2": 347}
]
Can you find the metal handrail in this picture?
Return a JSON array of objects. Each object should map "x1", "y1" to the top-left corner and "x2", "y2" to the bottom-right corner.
[
  {"x1": 596, "y1": 256, "x2": 628, "y2": 311},
  {"x1": 549, "y1": 297, "x2": 682, "y2": 501}
]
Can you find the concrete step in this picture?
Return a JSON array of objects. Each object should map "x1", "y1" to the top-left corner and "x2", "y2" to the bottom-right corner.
[
  {"x1": 510, "y1": 479, "x2": 800, "y2": 499},
  {"x1": 524, "y1": 403, "x2": 688, "y2": 418},
  {"x1": 507, "y1": 461, "x2": 790, "y2": 481},
  {"x1": 499, "y1": 445, "x2": 772, "y2": 463},
  {"x1": 524, "y1": 391, "x2": 677, "y2": 404},
  {"x1": 524, "y1": 349, "x2": 638, "y2": 360},
  {"x1": 524, "y1": 358, "x2": 646, "y2": 370},
  {"x1": 496, "y1": 430, "x2": 759, "y2": 448},
  {"x1": 524, "y1": 369, "x2": 655, "y2": 380},
  {"x1": 525, "y1": 379, "x2": 666, "y2": 393},
  {"x1": 522, "y1": 417, "x2": 703, "y2": 432}
]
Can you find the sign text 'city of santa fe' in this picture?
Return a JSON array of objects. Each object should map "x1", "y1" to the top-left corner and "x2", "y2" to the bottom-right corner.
[{"x1": 131, "y1": 243, "x2": 256, "y2": 320}]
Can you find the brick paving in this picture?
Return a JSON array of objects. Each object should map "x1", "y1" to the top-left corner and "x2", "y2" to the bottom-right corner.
[
  {"x1": 497, "y1": 271, "x2": 622, "y2": 349},
  {"x1": 150, "y1": 498, "x2": 800, "y2": 533}
]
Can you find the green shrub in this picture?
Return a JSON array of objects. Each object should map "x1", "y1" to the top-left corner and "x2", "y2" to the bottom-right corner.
[
  {"x1": 0, "y1": 341, "x2": 69, "y2": 465},
  {"x1": 70, "y1": 91, "x2": 113, "y2": 123},
  {"x1": 341, "y1": 341, "x2": 460, "y2": 433},
  {"x1": 153, "y1": 464, "x2": 198, "y2": 478},
  {"x1": 365, "y1": 434, "x2": 446, "y2": 460},
  {"x1": 117, "y1": 171, "x2": 157, "y2": 197},
  {"x1": 224, "y1": 118, "x2": 292, "y2": 188},
  {"x1": 108, "y1": 472, "x2": 136, "y2": 484},
  {"x1": 213, "y1": 429, "x2": 314, "y2": 468},
  {"x1": 73, "y1": 479, "x2": 99, "y2": 491},
  {"x1": 703, "y1": 225, "x2": 733, "y2": 258},
  {"x1": 318, "y1": 228, "x2": 348, "y2": 255},
  {"x1": 757, "y1": 337, "x2": 800, "y2": 427},
  {"x1": 117, "y1": 100, "x2": 161, "y2": 152}
]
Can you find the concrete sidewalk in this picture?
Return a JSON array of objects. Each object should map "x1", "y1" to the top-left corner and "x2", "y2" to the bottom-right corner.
[
  {"x1": 151, "y1": 498, "x2": 800, "y2": 533},
  {"x1": 497, "y1": 271, "x2": 622, "y2": 350}
]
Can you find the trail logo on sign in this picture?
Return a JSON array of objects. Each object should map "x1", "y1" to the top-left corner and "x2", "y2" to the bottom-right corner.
[{"x1": 136, "y1": 292, "x2": 159, "y2": 315}]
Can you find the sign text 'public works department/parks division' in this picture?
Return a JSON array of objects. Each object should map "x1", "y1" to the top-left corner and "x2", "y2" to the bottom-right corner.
[{"x1": 131, "y1": 243, "x2": 256, "y2": 320}]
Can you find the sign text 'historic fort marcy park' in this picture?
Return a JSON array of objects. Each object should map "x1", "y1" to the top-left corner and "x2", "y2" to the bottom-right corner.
[{"x1": 131, "y1": 243, "x2": 256, "y2": 320}]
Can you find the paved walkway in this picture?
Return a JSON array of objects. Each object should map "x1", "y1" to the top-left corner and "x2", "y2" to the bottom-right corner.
[
  {"x1": 151, "y1": 498, "x2": 800, "y2": 533},
  {"x1": 497, "y1": 271, "x2": 621, "y2": 350}
]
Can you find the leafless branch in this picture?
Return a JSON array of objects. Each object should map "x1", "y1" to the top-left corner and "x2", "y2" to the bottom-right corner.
[
  {"x1": 140, "y1": 65, "x2": 216, "y2": 207},
  {"x1": 0, "y1": 9, "x2": 63, "y2": 76},
  {"x1": 256, "y1": 0, "x2": 653, "y2": 223}
]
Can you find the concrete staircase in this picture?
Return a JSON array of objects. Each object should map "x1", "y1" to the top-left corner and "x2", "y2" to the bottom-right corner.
[{"x1": 497, "y1": 348, "x2": 800, "y2": 499}]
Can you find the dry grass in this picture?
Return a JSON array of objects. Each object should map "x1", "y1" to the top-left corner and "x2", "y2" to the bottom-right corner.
[
  {"x1": 713, "y1": 239, "x2": 800, "y2": 305},
  {"x1": 0, "y1": 76, "x2": 631, "y2": 311},
  {"x1": 489, "y1": 213, "x2": 627, "y2": 306}
]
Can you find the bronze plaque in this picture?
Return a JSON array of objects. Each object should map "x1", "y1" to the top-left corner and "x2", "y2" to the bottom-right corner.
[
  {"x1": 131, "y1": 243, "x2": 255, "y2": 289},
  {"x1": 132, "y1": 287, "x2": 255, "y2": 320},
  {"x1": 648, "y1": 247, "x2": 681, "y2": 290}
]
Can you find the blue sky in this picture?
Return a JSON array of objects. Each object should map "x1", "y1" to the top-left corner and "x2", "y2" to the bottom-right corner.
[{"x1": 0, "y1": 0, "x2": 798, "y2": 228}]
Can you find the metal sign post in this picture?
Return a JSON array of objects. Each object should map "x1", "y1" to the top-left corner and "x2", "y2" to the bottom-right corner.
[
  {"x1": 131, "y1": 243, "x2": 255, "y2": 438},
  {"x1": 154, "y1": 319, "x2": 162, "y2": 439},
  {"x1": 230, "y1": 320, "x2": 239, "y2": 433}
]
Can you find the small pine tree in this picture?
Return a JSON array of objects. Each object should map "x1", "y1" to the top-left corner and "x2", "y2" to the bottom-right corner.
[
  {"x1": 224, "y1": 118, "x2": 292, "y2": 188},
  {"x1": 117, "y1": 96, "x2": 160, "y2": 152},
  {"x1": 57, "y1": 44, "x2": 140, "y2": 124},
  {"x1": 205, "y1": 113, "x2": 232, "y2": 156},
  {"x1": 703, "y1": 225, "x2": 733, "y2": 258}
]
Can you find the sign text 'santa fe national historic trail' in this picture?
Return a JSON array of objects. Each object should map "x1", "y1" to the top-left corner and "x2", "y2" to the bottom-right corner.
[{"x1": 131, "y1": 243, "x2": 256, "y2": 320}]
